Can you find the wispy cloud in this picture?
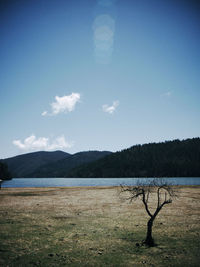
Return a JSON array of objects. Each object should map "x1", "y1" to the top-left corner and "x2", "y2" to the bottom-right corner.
[
  {"x1": 42, "y1": 93, "x2": 80, "y2": 116},
  {"x1": 93, "y1": 14, "x2": 115, "y2": 64},
  {"x1": 102, "y1": 100, "x2": 119, "y2": 114},
  {"x1": 162, "y1": 91, "x2": 172, "y2": 97},
  {"x1": 13, "y1": 135, "x2": 73, "y2": 151},
  {"x1": 41, "y1": 111, "x2": 47, "y2": 116}
]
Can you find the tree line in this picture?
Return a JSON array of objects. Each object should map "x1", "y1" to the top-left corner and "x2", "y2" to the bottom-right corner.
[
  {"x1": 0, "y1": 162, "x2": 12, "y2": 180},
  {"x1": 68, "y1": 138, "x2": 200, "y2": 177}
]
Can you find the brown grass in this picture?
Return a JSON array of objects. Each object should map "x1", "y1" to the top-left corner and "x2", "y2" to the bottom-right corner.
[{"x1": 0, "y1": 186, "x2": 199, "y2": 266}]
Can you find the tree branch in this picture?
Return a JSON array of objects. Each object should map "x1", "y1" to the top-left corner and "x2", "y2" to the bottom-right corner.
[
  {"x1": 142, "y1": 189, "x2": 152, "y2": 218},
  {"x1": 120, "y1": 179, "x2": 176, "y2": 219}
]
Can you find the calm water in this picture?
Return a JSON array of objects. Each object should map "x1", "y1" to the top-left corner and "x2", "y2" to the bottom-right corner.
[{"x1": 2, "y1": 177, "x2": 200, "y2": 188}]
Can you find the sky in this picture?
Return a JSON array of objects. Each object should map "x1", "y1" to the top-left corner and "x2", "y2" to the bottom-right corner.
[{"x1": 0, "y1": 0, "x2": 200, "y2": 158}]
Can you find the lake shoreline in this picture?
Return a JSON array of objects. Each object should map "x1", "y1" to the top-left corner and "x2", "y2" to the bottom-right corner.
[
  {"x1": 2, "y1": 177, "x2": 200, "y2": 188},
  {"x1": 1, "y1": 184, "x2": 200, "y2": 191}
]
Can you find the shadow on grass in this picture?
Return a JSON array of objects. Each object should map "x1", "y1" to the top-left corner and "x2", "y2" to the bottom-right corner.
[{"x1": 0, "y1": 225, "x2": 200, "y2": 267}]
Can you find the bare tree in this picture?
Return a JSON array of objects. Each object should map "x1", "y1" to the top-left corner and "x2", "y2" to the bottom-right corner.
[{"x1": 120, "y1": 179, "x2": 177, "y2": 247}]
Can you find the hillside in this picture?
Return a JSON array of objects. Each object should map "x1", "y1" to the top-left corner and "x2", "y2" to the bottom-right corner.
[
  {"x1": 3, "y1": 151, "x2": 70, "y2": 177},
  {"x1": 68, "y1": 138, "x2": 200, "y2": 177},
  {"x1": 3, "y1": 150, "x2": 111, "y2": 178},
  {"x1": 0, "y1": 161, "x2": 12, "y2": 180},
  {"x1": 27, "y1": 151, "x2": 112, "y2": 177}
]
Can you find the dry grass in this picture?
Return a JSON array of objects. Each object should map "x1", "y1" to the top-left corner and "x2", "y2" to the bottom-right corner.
[{"x1": 0, "y1": 186, "x2": 200, "y2": 266}]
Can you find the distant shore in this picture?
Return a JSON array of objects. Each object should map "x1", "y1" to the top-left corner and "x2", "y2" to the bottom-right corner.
[{"x1": 2, "y1": 177, "x2": 200, "y2": 188}]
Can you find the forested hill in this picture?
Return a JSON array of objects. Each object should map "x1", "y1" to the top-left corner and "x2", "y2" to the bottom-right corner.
[
  {"x1": 3, "y1": 151, "x2": 70, "y2": 178},
  {"x1": 3, "y1": 150, "x2": 112, "y2": 178},
  {"x1": 27, "y1": 151, "x2": 112, "y2": 178},
  {"x1": 0, "y1": 162, "x2": 12, "y2": 180},
  {"x1": 68, "y1": 138, "x2": 200, "y2": 177}
]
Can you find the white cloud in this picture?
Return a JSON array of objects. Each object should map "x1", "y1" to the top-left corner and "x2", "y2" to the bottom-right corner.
[
  {"x1": 13, "y1": 135, "x2": 73, "y2": 151},
  {"x1": 48, "y1": 135, "x2": 73, "y2": 150},
  {"x1": 41, "y1": 111, "x2": 47, "y2": 116},
  {"x1": 43, "y1": 93, "x2": 80, "y2": 116},
  {"x1": 102, "y1": 100, "x2": 119, "y2": 114}
]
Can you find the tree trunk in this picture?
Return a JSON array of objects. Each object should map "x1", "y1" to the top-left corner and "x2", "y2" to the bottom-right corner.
[{"x1": 144, "y1": 217, "x2": 155, "y2": 246}]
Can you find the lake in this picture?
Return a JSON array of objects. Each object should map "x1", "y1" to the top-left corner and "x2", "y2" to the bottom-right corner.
[{"x1": 2, "y1": 177, "x2": 200, "y2": 188}]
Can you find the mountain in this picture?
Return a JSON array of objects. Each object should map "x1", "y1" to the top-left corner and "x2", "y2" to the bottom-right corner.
[
  {"x1": 3, "y1": 138, "x2": 200, "y2": 178},
  {"x1": 68, "y1": 138, "x2": 200, "y2": 177},
  {"x1": 3, "y1": 151, "x2": 70, "y2": 177},
  {"x1": 3, "y1": 150, "x2": 112, "y2": 178},
  {"x1": 28, "y1": 151, "x2": 112, "y2": 177}
]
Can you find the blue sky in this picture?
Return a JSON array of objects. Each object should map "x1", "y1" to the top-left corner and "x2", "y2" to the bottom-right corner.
[{"x1": 0, "y1": 0, "x2": 200, "y2": 158}]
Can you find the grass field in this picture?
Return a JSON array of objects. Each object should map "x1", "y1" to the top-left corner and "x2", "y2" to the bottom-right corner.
[{"x1": 0, "y1": 186, "x2": 199, "y2": 266}]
